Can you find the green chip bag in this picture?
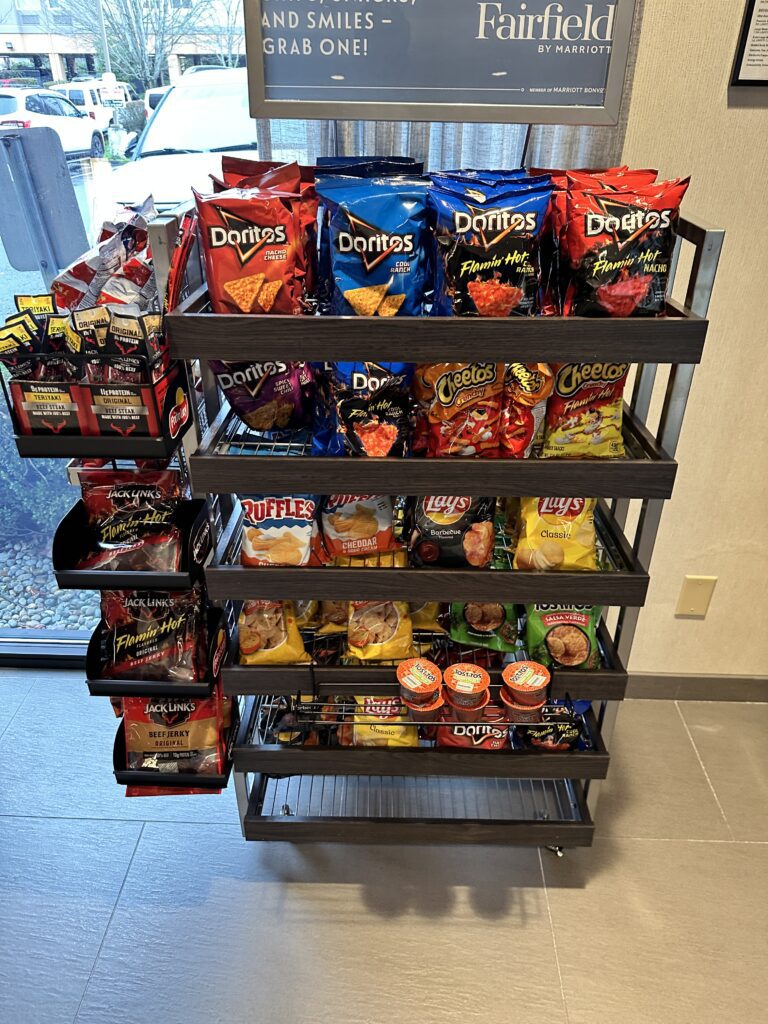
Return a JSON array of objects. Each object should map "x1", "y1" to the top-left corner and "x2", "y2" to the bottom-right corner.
[
  {"x1": 449, "y1": 602, "x2": 519, "y2": 652},
  {"x1": 525, "y1": 604, "x2": 601, "y2": 670}
]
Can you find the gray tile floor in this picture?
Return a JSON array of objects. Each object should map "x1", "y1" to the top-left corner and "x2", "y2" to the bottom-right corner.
[{"x1": 1, "y1": 669, "x2": 766, "y2": 1024}]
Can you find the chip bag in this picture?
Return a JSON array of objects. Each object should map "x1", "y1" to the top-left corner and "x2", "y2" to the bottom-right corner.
[
  {"x1": 328, "y1": 361, "x2": 414, "y2": 456},
  {"x1": 240, "y1": 495, "x2": 319, "y2": 566},
  {"x1": 321, "y1": 494, "x2": 401, "y2": 559},
  {"x1": 564, "y1": 177, "x2": 689, "y2": 317},
  {"x1": 409, "y1": 602, "x2": 444, "y2": 632},
  {"x1": 429, "y1": 178, "x2": 552, "y2": 316},
  {"x1": 210, "y1": 360, "x2": 314, "y2": 435},
  {"x1": 347, "y1": 601, "x2": 413, "y2": 661},
  {"x1": 351, "y1": 695, "x2": 419, "y2": 747},
  {"x1": 525, "y1": 604, "x2": 602, "y2": 670},
  {"x1": 514, "y1": 498, "x2": 597, "y2": 572},
  {"x1": 238, "y1": 600, "x2": 311, "y2": 665},
  {"x1": 542, "y1": 362, "x2": 629, "y2": 459},
  {"x1": 408, "y1": 495, "x2": 496, "y2": 568},
  {"x1": 421, "y1": 362, "x2": 504, "y2": 457},
  {"x1": 449, "y1": 602, "x2": 519, "y2": 652},
  {"x1": 315, "y1": 176, "x2": 430, "y2": 317},
  {"x1": 499, "y1": 362, "x2": 554, "y2": 458},
  {"x1": 194, "y1": 187, "x2": 304, "y2": 314},
  {"x1": 316, "y1": 600, "x2": 349, "y2": 634}
]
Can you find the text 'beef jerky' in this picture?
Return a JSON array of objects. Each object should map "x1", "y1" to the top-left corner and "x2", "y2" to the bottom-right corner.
[
  {"x1": 429, "y1": 178, "x2": 552, "y2": 316},
  {"x1": 565, "y1": 177, "x2": 689, "y2": 317},
  {"x1": 315, "y1": 176, "x2": 430, "y2": 317}
]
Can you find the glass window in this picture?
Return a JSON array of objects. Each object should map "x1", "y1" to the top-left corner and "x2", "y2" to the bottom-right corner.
[
  {"x1": 90, "y1": 90, "x2": 99, "y2": 105},
  {"x1": 24, "y1": 95, "x2": 45, "y2": 114},
  {"x1": 140, "y1": 72, "x2": 257, "y2": 154},
  {"x1": 68, "y1": 89, "x2": 85, "y2": 107},
  {"x1": 0, "y1": 95, "x2": 18, "y2": 115}
]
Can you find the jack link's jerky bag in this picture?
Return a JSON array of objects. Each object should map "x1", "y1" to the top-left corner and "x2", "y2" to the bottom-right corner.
[
  {"x1": 315, "y1": 176, "x2": 431, "y2": 317},
  {"x1": 428, "y1": 177, "x2": 552, "y2": 316},
  {"x1": 564, "y1": 177, "x2": 689, "y2": 317},
  {"x1": 100, "y1": 589, "x2": 202, "y2": 682}
]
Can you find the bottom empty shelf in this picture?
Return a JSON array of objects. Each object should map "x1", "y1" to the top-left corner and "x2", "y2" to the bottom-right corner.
[{"x1": 244, "y1": 774, "x2": 594, "y2": 845}]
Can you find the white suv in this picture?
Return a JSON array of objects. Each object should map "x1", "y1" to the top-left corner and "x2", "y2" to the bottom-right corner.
[
  {"x1": 0, "y1": 88, "x2": 105, "y2": 157},
  {"x1": 52, "y1": 83, "x2": 113, "y2": 133}
]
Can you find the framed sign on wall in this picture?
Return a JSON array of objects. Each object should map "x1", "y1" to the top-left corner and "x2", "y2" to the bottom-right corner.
[
  {"x1": 244, "y1": 0, "x2": 638, "y2": 125},
  {"x1": 731, "y1": 0, "x2": 768, "y2": 86}
]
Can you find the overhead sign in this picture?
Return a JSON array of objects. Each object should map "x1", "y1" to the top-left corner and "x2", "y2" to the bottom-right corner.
[{"x1": 245, "y1": 0, "x2": 637, "y2": 125}]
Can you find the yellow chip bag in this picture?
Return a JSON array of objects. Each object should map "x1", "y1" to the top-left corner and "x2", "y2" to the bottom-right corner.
[
  {"x1": 347, "y1": 601, "x2": 413, "y2": 661},
  {"x1": 352, "y1": 695, "x2": 419, "y2": 747},
  {"x1": 541, "y1": 362, "x2": 629, "y2": 459},
  {"x1": 316, "y1": 600, "x2": 349, "y2": 634},
  {"x1": 514, "y1": 497, "x2": 597, "y2": 572},
  {"x1": 409, "y1": 602, "x2": 445, "y2": 632},
  {"x1": 294, "y1": 599, "x2": 319, "y2": 628},
  {"x1": 238, "y1": 600, "x2": 311, "y2": 665}
]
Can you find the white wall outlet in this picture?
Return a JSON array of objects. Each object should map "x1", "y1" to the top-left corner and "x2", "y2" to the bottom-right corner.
[{"x1": 675, "y1": 576, "x2": 718, "y2": 618}]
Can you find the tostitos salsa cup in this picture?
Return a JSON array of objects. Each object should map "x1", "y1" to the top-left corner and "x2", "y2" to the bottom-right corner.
[
  {"x1": 443, "y1": 663, "x2": 490, "y2": 709},
  {"x1": 498, "y1": 688, "x2": 545, "y2": 723},
  {"x1": 501, "y1": 660, "x2": 551, "y2": 706},
  {"x1": 404, "y1": 692, "x2": 445, "y2": 723},
  {"x1": 444, "y1": 689, "x2": 491, "y2": 722},
  {"x1": 397, "y1": 657, "x2": 442, "y2": 706}
]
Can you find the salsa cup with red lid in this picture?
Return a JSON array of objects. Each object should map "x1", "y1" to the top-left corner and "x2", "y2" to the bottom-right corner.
[
  {"x1": 404, "y1": 692, "x2": 445, "y2": 723},
  {"x1": 443, "y1": 662, "x2": 491, "y2": 709},
  {"x1": 498, "y1": 688, "x2": 545, "y2": 723},
  {"x1": 501, "y1": 660, "x2": 550, "y2": 706},
  {"x1": 444, "y1": 689, "x2": 491, "y2": 723}
]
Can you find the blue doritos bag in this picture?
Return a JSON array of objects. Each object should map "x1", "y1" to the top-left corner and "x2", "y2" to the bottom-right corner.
[
  {"x1": 328, "y1": 361, "x2": 414, "y2": 457},
  {"x1": 316, "y1": 177, "x2": 431, "y2": 317},
  {"x1": 311, "y1": 360, "x2": 345, "y2": 456},
  {"x1": 315, "y1": 160, "x2": 424, "y2": 313},
  {"x1": 428, "y1": 178, "x2": 552, "y2": 317}
]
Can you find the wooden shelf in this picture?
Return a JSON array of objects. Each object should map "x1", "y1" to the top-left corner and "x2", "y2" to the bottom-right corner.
[{"x1": 167, "y1": 287, "x2": 707, "y2": 365}]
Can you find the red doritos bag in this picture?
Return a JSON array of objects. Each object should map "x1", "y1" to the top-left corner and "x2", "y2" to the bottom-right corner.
[
  {"x1": 564, "y1": 177, "x2": 690, "y2": 317},
  {"x1": 194, "y1": 187, "x2": 305, "y2": 315}
]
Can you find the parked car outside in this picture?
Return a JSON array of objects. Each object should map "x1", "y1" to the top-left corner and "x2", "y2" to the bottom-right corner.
[
  {"x1": 143, "y1": 86, "x2": 170, "y2": 120},
  {"x1": 52, "y1": 83, "x2": 112, "y2": 133},
  {"x1": 0, "y1": 88, "x2": 105, "y2": 157},
  {"x1": 94, "y1": 69, "x2": 260, "y2": 221}
]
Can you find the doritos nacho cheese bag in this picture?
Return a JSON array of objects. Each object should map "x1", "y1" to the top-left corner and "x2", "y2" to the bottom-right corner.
[
  {"x1": 564, "y1": 177, "x2": 689, "y2": 317},
  {"x1": 194, "y1": 187, "x2": 304, "y2": 314},
  {"x1": 428, "y1": 178, "x2": 552, "y2": 316},
  {"x1": 315, "y1": 176, "x2": 430, "y2": 317}
]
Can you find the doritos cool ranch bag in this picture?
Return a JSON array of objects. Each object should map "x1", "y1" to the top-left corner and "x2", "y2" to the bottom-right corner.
[
  {"x1": 564, "y1": 177, "x2": 689, "y2": 317},
  {"x1": 315, "y1": 177, "x2": 431, "y2": 317},
  {"x1": 194, "y1": 187, "x2": 304, "y2": 314},
  {"x1": 429, "y1": 177, "x2": 552, "y2": 316}
]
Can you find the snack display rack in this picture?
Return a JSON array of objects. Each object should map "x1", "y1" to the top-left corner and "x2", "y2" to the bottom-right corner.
[{"x1": 160, "y1": 213, "x2": 724, "y2": 848}]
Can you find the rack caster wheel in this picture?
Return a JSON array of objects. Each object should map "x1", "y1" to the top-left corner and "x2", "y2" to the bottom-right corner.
[
  {"x1": 281, "y1": 804, "x2": 294, "y2": 816},
  {"x1": 545, "y1": 845, "x2": 564, "y2": 858}
]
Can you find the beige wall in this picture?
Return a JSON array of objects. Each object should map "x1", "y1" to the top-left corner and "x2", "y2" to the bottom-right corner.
[{"x1": 620, "y1": 2, "x2": 768, "y2": 675}]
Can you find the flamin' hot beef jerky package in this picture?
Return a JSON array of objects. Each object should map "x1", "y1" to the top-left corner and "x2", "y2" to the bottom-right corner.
[
  {"x1": 78, "y1": 470, "x2": 183, "y2": 571},
  {"x1": 329, "y1": 361, "x2": 414, "y2": 457},
  {"x1": 123, "y1": 695, "x2": 224, "y2": 775},
  {"x1": 564, "y1": 177, "x2": 689, "y2": 317},
  {"x1": 194, "y1": 187, "x2": 304, "y2": 314},
  {"x1": 315, "y1": 176, "x2": 431, "y2": 317},
  {"x1": 100, "y1": 589, "x2": 202, "y2": 682},
  {"x1": 209, "y1": 359, "x2": 314, "y2": 435},
  {"x1": 407, "y1": 496, "x2": 496, "y2": 568},
  {"x1": 428, "y1": 177, "x2": 552, "y2": 317}
]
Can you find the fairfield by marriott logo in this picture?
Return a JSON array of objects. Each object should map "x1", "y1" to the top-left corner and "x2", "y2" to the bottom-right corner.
[{"x1": 476, "y1": 2, "x2": 615, "y2": 43}]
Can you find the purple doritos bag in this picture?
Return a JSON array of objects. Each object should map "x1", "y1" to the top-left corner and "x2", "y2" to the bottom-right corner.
[{"x1": 210, "y1": 360, "x2": 315, "y2": 436}]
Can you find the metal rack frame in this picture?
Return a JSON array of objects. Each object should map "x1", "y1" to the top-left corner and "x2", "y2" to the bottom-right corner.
[{"x1": 152, "y1": 213, "x2": 723, "y2": 845}]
